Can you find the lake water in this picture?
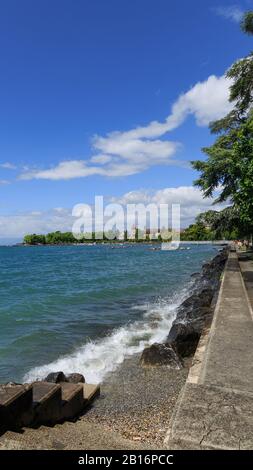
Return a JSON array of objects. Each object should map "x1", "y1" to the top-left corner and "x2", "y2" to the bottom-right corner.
[{"x1": 0, "y1": 244, "x2": 218, "y2": 383}]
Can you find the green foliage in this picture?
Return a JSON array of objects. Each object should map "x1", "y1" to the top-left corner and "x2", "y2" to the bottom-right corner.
[
  {"x1": 23, "y1": 229, "x2": 151, "y2": 244},
  {"x1": 24, "y1": 231, "x2": 76, "y2": 245},
  {"x1": 195, "y1": 210, "x2": 219, "y2": 227},
  {"x1": 208, "y1": 14, "x2": 253, "y2": 134},
  {"x1": 192, "y1": 114, "x2": 253, "y2": 233},
  {"x1": 181, "y1": 207, "x2": 245, "y2": 241},
  {"x1": 45, "y1": 231, "x2": 76, "y2": 244},
  {"x1": 23, "y1": 234, "x2": 46, "y2": 245},
  {"x1": 191, "y1": 15, "x2": 253, "y2": 238},
  {"x1": 241, "y1": 12, "x2": 253, "y2": 35},
  {"x1": 181, "y1": 222, "x2": 213, "y2": 241},
  {"x1": 227, "y1": 53, "x2": 253, "y2": 116},
  {"x1": 204, "y1": 207, "x2": 243, "y2": 240},
  {"x1": 232, "y1": 118, "x2": 253, "y2": 225}
]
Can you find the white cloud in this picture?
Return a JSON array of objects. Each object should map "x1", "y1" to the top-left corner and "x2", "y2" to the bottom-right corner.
[
  {"x1": 113, "y1": 186, "x2": 226, "y2": 226},
  {"x1": 215, "y1": 5, "x2": 244, "y2": 23},
  {"x1": 170, "y1": 75, "x2": 233, "y2": 127},
  {"x1": 0, "y1": 208, "x2": 74, "y2": 238},
  {"x1": 20, "y1": 161, "x2": 105, "y2": 181},
  {"x1": 19, "y1": 74, "x2": 232, "y2": 181},
  {"x1": 0, "y1": 179, "x2": 10, "y2": 185},
  {"x1": 0, "y1": 162, "x2": 16, "y2": 170},
  {"x1": 90, "y1": 154, "x2": 112, "y2": 164},
  {"x1": 0, "y1": 186, "x2": 227, "y2": 237}
]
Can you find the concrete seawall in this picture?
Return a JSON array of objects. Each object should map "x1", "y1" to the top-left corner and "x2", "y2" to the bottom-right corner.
[{"x1": 165, "y1": 251, "x2": 253, "y2": 450}]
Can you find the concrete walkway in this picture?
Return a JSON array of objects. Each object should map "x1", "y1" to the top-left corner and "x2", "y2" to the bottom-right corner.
[{"x1": 165, "y1": 252, "x2": 253, "y2": 450}]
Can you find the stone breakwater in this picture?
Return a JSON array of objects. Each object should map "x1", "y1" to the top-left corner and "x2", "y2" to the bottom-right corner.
[
  {"x1": 0, "y1": 371, "x2": 100, "y2": 431},
  {"x1": 140, "y1": 247, "x2": 229, "y2": 368}
]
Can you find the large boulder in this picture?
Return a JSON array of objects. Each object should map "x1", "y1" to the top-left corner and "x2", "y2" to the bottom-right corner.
[
  {"x1": 179, "y1": 294, "x2": 200, "y2": 311},
  {"x1": 180, "y1": 288, "x2": 213, "y2": 312},
  {"x1": 190, "y1": 272, "x2": 200, "y2": 279},
  {"x1": 198, "y1": 287, "x2": 214, "y2": 306},
  {"x1": 140, "y1": 343, "x2": 183, "y2": 369},
  {"x1": 163, "y1": 249, "x2": 228, "y2": 359},
  {"x1": 45, "y1": 371, "x2": 67, "y2": 383},
  {"x1": 167, "y1": 322, "x2": 200, "y2": 357},
  {"x1": 202, "y1": 251, "x2": 227, "y2": 280},
  {"x1": 66, "y1": 373, "x2": 85, "y2": 384},
  {"x1": 179, "y1": 306, "x2": 210, "y2": 325},
  {"x1": 188, "y1": 307, "x2": 211, "y2": 327}
]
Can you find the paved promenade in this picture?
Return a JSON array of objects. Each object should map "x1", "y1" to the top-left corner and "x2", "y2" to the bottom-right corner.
[{"x1": 165, "y1": 251, "x2": 253, "y2": 450}]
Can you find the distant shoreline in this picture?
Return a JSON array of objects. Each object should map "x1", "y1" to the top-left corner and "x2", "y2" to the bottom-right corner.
[{"x1": 18, "y1": 240, "x2": 161, "y2": 247}]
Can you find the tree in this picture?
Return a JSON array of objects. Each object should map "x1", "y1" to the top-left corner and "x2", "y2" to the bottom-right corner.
[
  {"x1": 192, "y1": 113, "x2": 253, "y2": 232},
  {"x1": 192, "y1": 14, "x2": 253, "y2": 238},
  {"x1": 195, "y1": 210, "x2": 219, "y2": 227},
  {"x1": 241, "y1": 12, "x2": 253, "y2": 35},
  {"x1": 208, "y1": 13, "x2": 253, "y2": 136},
  {"x1": 209, "y1": 207, "x2": 243, "y2": 240},
  {"x1": 232, "y1": 117, "x2": 253, "y2": 225},
  {"x1": 44, "y1": 231, "x2": 76, "y2": 244},
  {"x1": 23, "y1": 234, "x2": 46, "y2": 245},
  {"x1": 227, "y1": 54, "x2": 253, "y2": 117},
  {"x1": 181, "y1": 222, "x2": 212, "y2": 241},
  {"x1": 180, "y1": 207, "x2": 245, "y2": 241}
]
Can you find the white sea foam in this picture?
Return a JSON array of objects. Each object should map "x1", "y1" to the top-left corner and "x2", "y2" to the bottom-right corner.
[{"x1": 24, "y1": 286, "x2": 191, "y2": 384}]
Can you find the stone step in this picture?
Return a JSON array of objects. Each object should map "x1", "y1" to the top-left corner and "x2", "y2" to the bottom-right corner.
[
  {"x1": 60, "y1": 382, "x2": 84, "y2": 420},
  {"x1": 32, "y1": 382, "x2": 62, "y2": 425},
  {"x1": 0, "y1": 384, "x2": 33, "y2": 428},
  {"x1": 83, "y1": 383, "x2": 100, "y2": 404},
  {"x1": 0, "y1": 381, "x2": 100, "y2": 431}
]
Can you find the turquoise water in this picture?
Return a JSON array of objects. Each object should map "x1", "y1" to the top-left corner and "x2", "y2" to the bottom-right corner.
[{"x1": 0, "y1": 244, "x2": 218, "y2": 383}]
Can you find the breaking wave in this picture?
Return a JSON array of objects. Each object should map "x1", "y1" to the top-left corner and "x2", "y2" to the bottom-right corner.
[{"x1": 24, "y1": 284, "x2": 192, "y2": 384}]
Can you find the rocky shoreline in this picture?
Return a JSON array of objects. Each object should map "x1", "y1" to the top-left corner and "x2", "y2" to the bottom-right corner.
[
  {"x1": 0, "y1": 248, "x2": 229, "y2": 449},
  {"x1": 140, "y1": 247, "x2": 228, "y2": 369},
  {"x1": 84, "y1": 247, "x2": 229, "y2": 446}
]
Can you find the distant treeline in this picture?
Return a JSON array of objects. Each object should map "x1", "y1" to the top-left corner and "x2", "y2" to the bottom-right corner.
[
  {"x1": 23, "y1": 209, "x2": 242, "y2": 245},
  {"x1": 23, "y1": 230, "x2": 165, "y2": 245},
  {"x1": 24, "y1": 232, "x2": 78, "y2": 245}
]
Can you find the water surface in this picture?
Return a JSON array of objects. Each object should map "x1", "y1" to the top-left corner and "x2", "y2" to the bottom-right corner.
[{"x1": 0, "y1": 244, "x2": 218, "y2": 383}]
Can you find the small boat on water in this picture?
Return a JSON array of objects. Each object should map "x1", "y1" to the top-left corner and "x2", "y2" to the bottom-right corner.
[
  {"x1": 161, "y1": 242, "x2": 179, "y2": 251},
  {"x1": 161, "y1": 243, "x2": 191, "y2": 251}
]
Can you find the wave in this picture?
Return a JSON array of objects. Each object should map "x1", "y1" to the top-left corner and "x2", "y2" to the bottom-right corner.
[{"x1": 23, "y1": 283, "x2": 192, "y2": 384}]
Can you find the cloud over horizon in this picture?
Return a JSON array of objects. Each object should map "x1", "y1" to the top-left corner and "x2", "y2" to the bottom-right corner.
[
  {"x1": 0, "y1": 186, "x2": 226, "y2": 238},
  {"x1": 19, "y1": 74, "x2": 233, "y2": 181}
]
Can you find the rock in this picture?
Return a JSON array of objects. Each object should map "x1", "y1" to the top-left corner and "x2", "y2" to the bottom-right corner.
[
  {"x1": 45, "y1": 371, "x2": 67, "y2": 383},
  {"x1": 66, "y1": 373, "x2": 85, "y2": 384},
  {"x1": 160, "y1": 249, "x2": 229, "y2": 361},
  {"x1": 202, "y1": 261, "x2": 211, "y2": 269},
  {"x1": 179, "y1": 305, "x2": 210, "y2": 323},
  {"x1": 140, "y1": 343, "x2": 183, "y2": 369},
  {"x1": 180, "y1": 294, "x2": 200, "y2": 311},
  {"x1": 201, "y1": 252, "x2": 227, "y2": 279},
  {"x1": 191, "y1": 272, "x2": 200, "y2": 279},
  {"x1": 4, "y1": 382, "x2": 21, "y2": 387},
  {"x1": 198, "y1": 287, "x2": 214, "y2": 306},
  {"x1": 180, "y1": 288, "x2": 213, "y2": 312},
  {"x1": 167, "y1": 323, "x2": 200, "y2": 357}
]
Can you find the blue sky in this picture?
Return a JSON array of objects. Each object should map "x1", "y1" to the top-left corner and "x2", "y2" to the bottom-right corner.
[{"x1": 0, "y1": 0, "x2": 252, "y2": 237}]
